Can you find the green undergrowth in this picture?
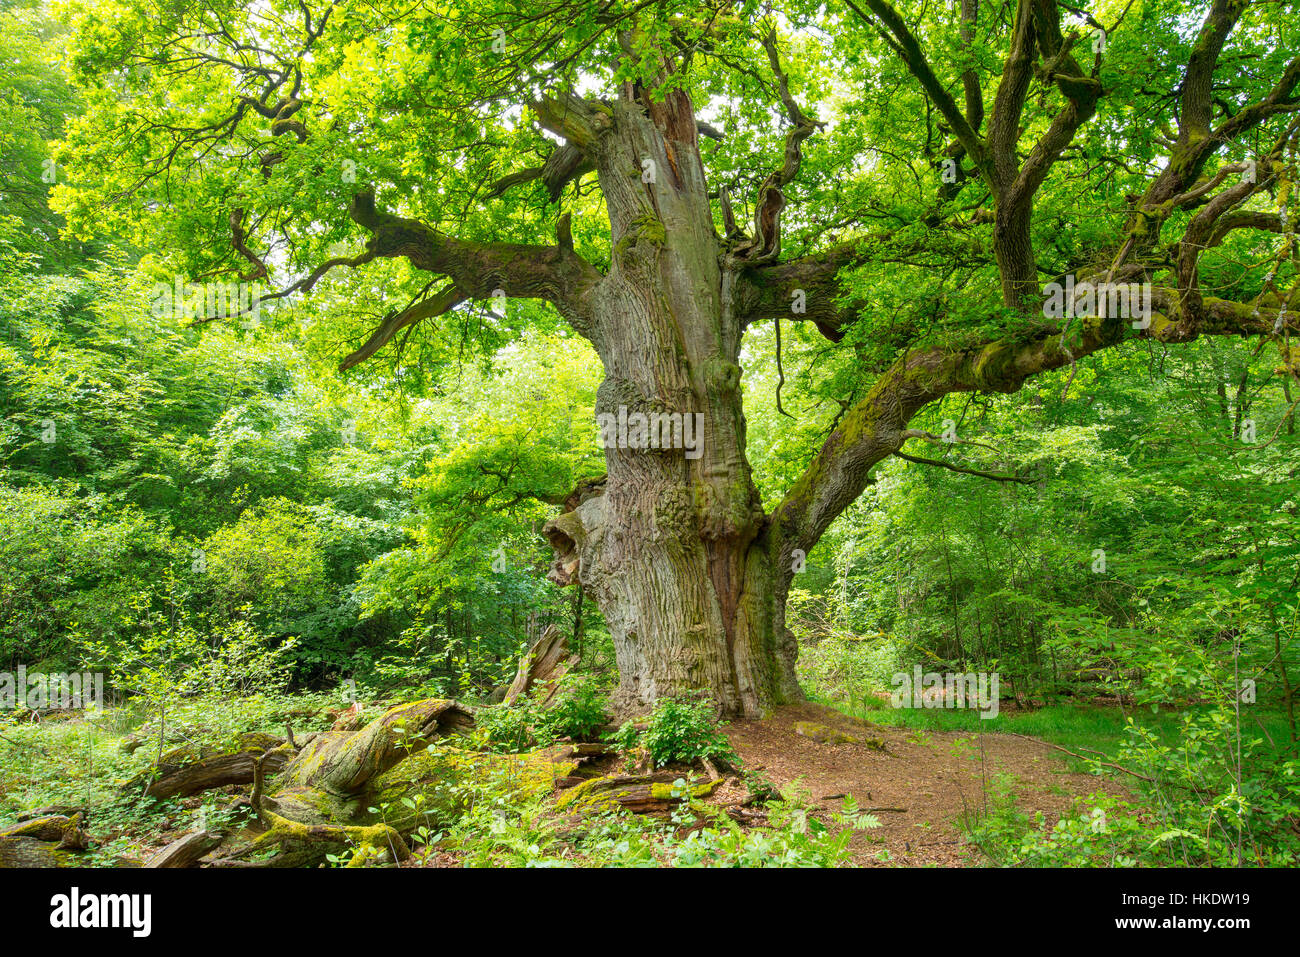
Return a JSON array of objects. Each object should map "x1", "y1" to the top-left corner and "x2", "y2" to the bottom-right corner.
[
  {"x1": 435, "y1": 779, "x2": 880, "y2": 868},
  {"x1": 818, "y1": 691, "x2": 1300, "y2": 866}
]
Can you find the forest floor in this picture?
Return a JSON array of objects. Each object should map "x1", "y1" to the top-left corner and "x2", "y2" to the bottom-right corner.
[
  {"x1": 717, "y1": 701, "x2": 1129, "y2": 866},
  {"x1": 1, "y1": 695, "x2": 1135, "y2": 868}
]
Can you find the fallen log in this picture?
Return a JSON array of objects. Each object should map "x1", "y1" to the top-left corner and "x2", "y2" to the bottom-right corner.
[
  {"x1": 544, "y1": 742, "x2": 615, "y2": 789},
  {"x1": 126, "y1": 732, "x2": 292, "y2": 798},
  {"x1": 17, "y1": 804, "x2": 86, "y2": 823},
  {"x1": 0, "y1": 815, "x2": 76, "y2": 842},
  {"x1": 57, "y1": 813, "x2": 89, "y2": 851},
  {"x1": 0, "y1": 837, "x2": 72, "y2": 868},
  {"x1": 209, "y1": 699, "x2": 478, "y2": 867},
  {"x1": 201, "y1": 699, "x2": 603, "y2": 867},
  {"x1": 276, "y1": 698, "x2": 474, "y2": 796},
  {"x1": 555, "y1": 772, "x2": 723, "y2": 815},
  {"x1": 0, "y1": 814, "x2": 88, "y2": 865}
]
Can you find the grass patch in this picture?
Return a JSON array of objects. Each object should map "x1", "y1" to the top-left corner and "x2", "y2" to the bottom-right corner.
[{"x1": 817, "y1": 692, "x2": 1295, "y2": 767}]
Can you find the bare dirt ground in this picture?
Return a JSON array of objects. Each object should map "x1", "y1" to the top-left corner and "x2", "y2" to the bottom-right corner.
[{"x1": 719, "y1": 701, "x2": 1128, "y2": 867}]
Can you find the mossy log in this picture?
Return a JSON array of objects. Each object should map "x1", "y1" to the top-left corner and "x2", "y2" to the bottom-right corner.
[
  {"x1": 16, "y1": 804, "x2": 86, "y2": 822},
  {"x1": 0, "y1": 814, "x2": 88, "y2": 866},
  {"x1": 236, "y1": 745, "x2": 577, "y2": 866},
  {"x1": 366, "y1": 746, "x2": 578, "y2": 831},
  {"x1": 208, "y1": 699, "x2": 478, "y2": 867},
  {"x1": 546, "y1": 741, "x2": 615, "y2": 787},
  {"x1": 328, "y1": 702, "x2": 368, "y2": 731},
  {"x1": 275, "y1": 698, "x2": 475, "y2": 795},
  {"x1": 213, "y1": 808, "x2": 414, "y2": 869},
  {"x1": 126, "y1": 732, "x2": 292, "y2": 798},
  {"x1": 555, "y1": 772, "x2": 723, "y2": 815},
  {"x1": 0, "y1": 814, "x2": 78, "y2": 842},
  {"x1": 0, "y1": 837, "x2": 74, "y2": 868},
  {"x1": 793, "y1": 721, "x2": 889, "y2": 751}
]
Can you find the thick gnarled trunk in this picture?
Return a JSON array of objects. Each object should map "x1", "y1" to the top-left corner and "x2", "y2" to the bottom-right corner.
[
  {"x1": 542, "y1": 94, "x2": 798, "y2": 718},
  {"x1": 545, "y1": 484, "x2": 799, "y2": 719}
]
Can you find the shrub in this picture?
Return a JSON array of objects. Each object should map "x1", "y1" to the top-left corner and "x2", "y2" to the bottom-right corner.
[
  {"x1": 796, "y1": 633, "x2": 904, "y2": 706},
  {"x1": 474, "y1": 676, "x2": 610, "y2": 752},
  {"x1": 474, "y1": 699, "x2": 543, "y2": 753},
  {"x1": 539, "y1": 676, "x2": 608, "y2": 742},
  {"x1": 610, "y1": 697, "x2": 738, "y2": 768}
]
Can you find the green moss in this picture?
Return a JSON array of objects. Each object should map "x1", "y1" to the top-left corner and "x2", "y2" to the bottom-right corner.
[
  {"x1": 971, "y1": 342, "x2": 1017, "y2": 387},
  {"x1": 794, "y1": 721, "x2": 859, "y2": 745},
  {"x1": 366, "y1": 748, "x2": 573, "y2": 829},
  {"x1": 554, "y1": 773, "x2": 605, "y2": 811},
  {"x1": 634, "y1": 215, "x2": 665, "y2": 247},
  {"x1": 794, "y1": 720, "x2": 891, "y2": 751},
  {"x1": 648, "y1": 780, "x2": 719, "y2": 801},
  {"x1": 0, "y1": 837, "x2": 74, "y2": 868},
  {"x1": 556, "y1": 774, "x2": 722, "y2": 812},
  {"x1": 0, "y1": 815, "x2": 70, "y2": 840},
  {"x1": 615, "y1": 213, "x2": 668, "y2": 260},
  {"x1": 263, "y1": 784, "x2": 360, "y2": 826},
  {"x1": 1148, "y1": 312, "x2": 1179, "y2": 339}
]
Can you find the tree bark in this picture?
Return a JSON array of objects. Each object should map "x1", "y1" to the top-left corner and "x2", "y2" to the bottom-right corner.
[{"x1": 538, "y1": 90, "x2": 803, "y2": 720}]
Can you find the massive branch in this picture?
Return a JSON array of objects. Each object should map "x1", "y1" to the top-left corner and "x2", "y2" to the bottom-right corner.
[
  {"x1": 335, "y1": 191, "x2": 602, "y2": 364},
  {"x1": 770, "y1": 290, "x2": 1296, "y2": 572}
]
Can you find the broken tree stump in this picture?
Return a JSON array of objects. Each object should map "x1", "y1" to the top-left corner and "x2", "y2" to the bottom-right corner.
[{"x1": 503, "y1": 624, "x2": 579, "y2": 706}]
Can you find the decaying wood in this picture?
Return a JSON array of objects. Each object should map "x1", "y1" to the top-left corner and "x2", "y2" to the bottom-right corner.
[
  {"x1": 725, "y1": 806, "x2": 769, "y2": 825},
  {"x1": 207, "y1": 698, "x2": 477, "y2": 867},
  {"x1": 556, "y1": 771, "x2": 723, "y2": 815},
  {"x1": 544, "y1": 741, "x2": 614, "y2": 789},
  {"x1": 329, "y1": 702, "x2": 366, "y2": 731},
  {"x1": 0, "y1": 814, "x2": 75, "y2": 842},
  {"x1": 56, "y1": 813, "x2": 88, "y2": 851},
  {"x1": 504, "y1": 624, "x2": 579, "y2": 706},
  {"x1": 16, "y1": 805, "x2": 85, "y2": 823},
  {"x1": 210, "y1": 810, "x2": 413, "y2": 869},
  {"x1": 146, "y1": 830, "x2": 225, "y2": 868},
  {"x1": 127, "y1": 732, "x2": 292, "y2": 799},
  {"x1": 545, "y1": 741, "x2": 613, "y2": 763},
  {"x1": 0, "y1": 837, "x2": 68, "y2": 867},
  {"x1": 277, "y1": 698, "x2": 474, "y2": 795},
  {"x1": 0, "y1": 813, "x2": 89, "y2": 862}
]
